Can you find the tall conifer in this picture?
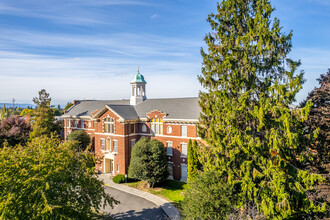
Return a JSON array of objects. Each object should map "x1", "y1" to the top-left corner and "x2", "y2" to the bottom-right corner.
[
  {"x1": 198, "y1": 0, "x2": 325, "y2": 218},
  {"x1": 30, "y1": 89, "x2": 61, "y2": 139},
  {"x1": 188, "y1": 140, "x2": 201, "y2": 181}
]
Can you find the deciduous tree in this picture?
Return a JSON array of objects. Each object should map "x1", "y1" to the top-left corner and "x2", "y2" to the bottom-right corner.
[
  {"x1": 20, "y1": 108, "x2": 34, "y2": 117},
  {"x1": 196, "y1": 0, "x2": 325, "y2": 218},
  {"x1": 300, "y1": 70, "x2": 330, "y2": 210},
  {"x1": 128, "y1": 137, "x2": 168, "y2": 187},
  {"x1": 68, "y1": 130, "x2": 91, "y2": 151},
  {"x1": 0, "y1": 136, "x2": 118, "y2": 219},
  {"x1": 64, "y1": 102, "x2": 74, "y2": 111},
  {"x1": 0, "y1": 115, "x2": 30, "y2": 146},
  {"x1": 300, "y1": 69, "x2": 330, "y2": 172}
]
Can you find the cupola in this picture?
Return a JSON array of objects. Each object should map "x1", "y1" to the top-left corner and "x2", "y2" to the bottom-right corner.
[{"x1": 130, "y1": 67, "x2": 147, "y2": 105}]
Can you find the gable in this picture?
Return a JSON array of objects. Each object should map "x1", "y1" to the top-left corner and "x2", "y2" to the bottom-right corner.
[{"x1": 146, "y1": 110, "x2": 167, "y2": 119}]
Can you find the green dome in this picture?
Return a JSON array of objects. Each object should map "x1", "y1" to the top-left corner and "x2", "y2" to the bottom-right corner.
[{"x1": 131, "y1": 71, "x2": 146, "y2": 83}]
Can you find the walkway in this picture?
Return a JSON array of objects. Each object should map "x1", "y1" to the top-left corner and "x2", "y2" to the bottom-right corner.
[{"x1": 99, "y1": 174, "x2": 180, "y2": 220}]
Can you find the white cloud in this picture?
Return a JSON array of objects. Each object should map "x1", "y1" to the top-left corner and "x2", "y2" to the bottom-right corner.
[
  {"x1": 0, "y1": 0, "x2": 158, "y2": 26},
  {"x1": 0, "y1": 28, "x2": 201, "y2": 58},
  {"x1": 150, "y1": 13, "x2": 159, "y2": 20},
  {"x1": 0, "y1": 50, "x2": 202, "y2": 104}
]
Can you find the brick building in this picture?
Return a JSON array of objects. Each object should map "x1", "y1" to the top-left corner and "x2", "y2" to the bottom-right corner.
[{"x1": 62, "y1": 71, "x2": 200, "y2": 181}]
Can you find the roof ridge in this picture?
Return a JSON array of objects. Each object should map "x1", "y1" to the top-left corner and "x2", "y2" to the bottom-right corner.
[{"x1": 144, "y1": 97, "x2": 198, "y2": 100}]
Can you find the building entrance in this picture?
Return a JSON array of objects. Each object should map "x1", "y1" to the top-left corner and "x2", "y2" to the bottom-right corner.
[{"x1": 105, "y1": 159, "x2": 113, "y2": 174}]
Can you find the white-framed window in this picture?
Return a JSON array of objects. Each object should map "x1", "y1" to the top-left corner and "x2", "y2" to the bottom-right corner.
[
  {"x1": 167, "y1": 126, "x2": 172, "y2": 134},
  {"x1": 181, "y1": 143, "x2": 187, "y2": 157},
  {"x1": 151, "y1": 118, "x2": 163, "y2": 135},
  {"x1": 101, "y1": 138, "x2": 105, "y2": 151},
  {"x1": 74, "y1": 120, "x2": 78, "y2": 128},
  {"x1": 68, "y1": 120, "x2": 71, "y2": 128},
  {"x1": 142, "y1": 124, "x2": 147, "y2": 132},
  {"x1": 168, "y1": 162, "x2": 174, "y2": 180},
  {"x1": 104, "y1": 117, "x2": 115, "y2": 133},
  {"x1": 166, "y1": 141, "x2": 173, "y2": 155},
  {"x1": 106, "y1": 137, "x2": 111, "y2": 151},
  {"x1": 131, "y1": 139, "x2": 135, "y2": 149},
  {"x1": 113, "y1": 140, "x2": 118, "y2": 153},
  {"x1": 81, "y1": 119, "x2": 84, "y2": 128},
  {"x1": 181, "y1": 125, "x2": 187, "y2": 137},
  {"x1": 88, "y1": 121, "x2": 92, "y2": 128},
  {"x1": 181, "y1": 164, "x2": 187, "y2": 182}
]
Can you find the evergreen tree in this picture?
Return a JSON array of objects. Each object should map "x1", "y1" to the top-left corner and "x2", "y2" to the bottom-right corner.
[
  {"x1": 188, "y1": 140, "x2": 201, "y2": 181},
  {"x1": 30, "y1": 89, "x2": 61, "y2": 139},
  {"x1": 0, "y1": 105, "x2": 13, "y2": 120},
  {"x1": 183, "y1": 170, "x2": 233, "y2": 219},
  {"x1": 197, "y1": 0, "x2": 325, "y2": 218}
]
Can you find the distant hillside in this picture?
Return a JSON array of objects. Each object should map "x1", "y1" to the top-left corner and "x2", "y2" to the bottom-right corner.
[{"x1": 0, "y1": 103, "x2": 36, "y2": 109}]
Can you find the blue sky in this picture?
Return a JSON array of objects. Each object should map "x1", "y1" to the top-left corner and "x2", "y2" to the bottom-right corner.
[{"x1": 0, "y1": 0, "x2": 329, "y2": 105}]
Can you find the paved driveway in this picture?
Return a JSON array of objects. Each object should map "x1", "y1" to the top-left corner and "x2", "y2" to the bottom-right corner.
[{"x1": 102, "y1": 186, "x2": 168, "y2": 220}]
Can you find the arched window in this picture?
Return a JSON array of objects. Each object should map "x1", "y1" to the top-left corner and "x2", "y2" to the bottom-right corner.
[
  {"x1": 104, "y1": 117, "x2": 115, "y2": 133},
  {"x1": 151, "y1": 118, "x2": 163, "y2": 135},
  {"x1": 167, "y1": 126, "x2": 172, "y2": 134}
]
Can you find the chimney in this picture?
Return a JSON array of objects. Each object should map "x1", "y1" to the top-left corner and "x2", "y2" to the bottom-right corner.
[{"x1": 73, "y1": 100, "x2": 80, "y2": 105}]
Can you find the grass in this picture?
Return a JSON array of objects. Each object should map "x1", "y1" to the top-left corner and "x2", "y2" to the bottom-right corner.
[{"x1": 124, "y1": 179, "x2": 187, "y2": 210}]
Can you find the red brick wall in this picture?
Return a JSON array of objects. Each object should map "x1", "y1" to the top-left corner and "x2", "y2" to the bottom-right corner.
[{"x1": 64, "y1": 109, "x2": 199, "y2": 181}]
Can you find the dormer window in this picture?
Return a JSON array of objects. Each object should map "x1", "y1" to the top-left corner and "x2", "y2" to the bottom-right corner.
[
  {"x1": 104, "y1": 117, "x2": 115, "y2": 133},
  {"x1": 151, "y1": 118, "x2": 163, "y2": 135}
]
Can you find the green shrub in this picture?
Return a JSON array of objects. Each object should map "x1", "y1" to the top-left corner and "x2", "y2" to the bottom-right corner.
[{"x1": 113, "y1": 174, "x2": 125, "y2": 184}]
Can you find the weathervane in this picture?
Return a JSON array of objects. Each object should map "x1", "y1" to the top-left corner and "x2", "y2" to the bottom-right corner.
[{"x1": 137, "y1": 66, "x2": 140, "y2": 73}]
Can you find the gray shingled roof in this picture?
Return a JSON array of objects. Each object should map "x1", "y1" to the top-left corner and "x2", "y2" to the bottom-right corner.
[
  {"x1": 135, "y1": 97, "x2": 200, "y2": 120},
  {"x1": 108, "y1": 105, "x2": 138, "y2": 120},
  {"x1": 63, "y1": 97, "x2": 200, "y2": 121},
  {"x1": 63, "y1": 100, "x2": 130, "y2": 118}
]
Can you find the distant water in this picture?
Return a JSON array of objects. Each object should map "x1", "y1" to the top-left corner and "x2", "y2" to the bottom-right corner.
[{"x1": 0, "y1": 103, "x2": 36, "y2": 109}]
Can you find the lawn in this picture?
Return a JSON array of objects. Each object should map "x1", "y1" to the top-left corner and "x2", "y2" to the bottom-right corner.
[{"x1": 125, "y1": 180, "x2": 187, "y2": 210}]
